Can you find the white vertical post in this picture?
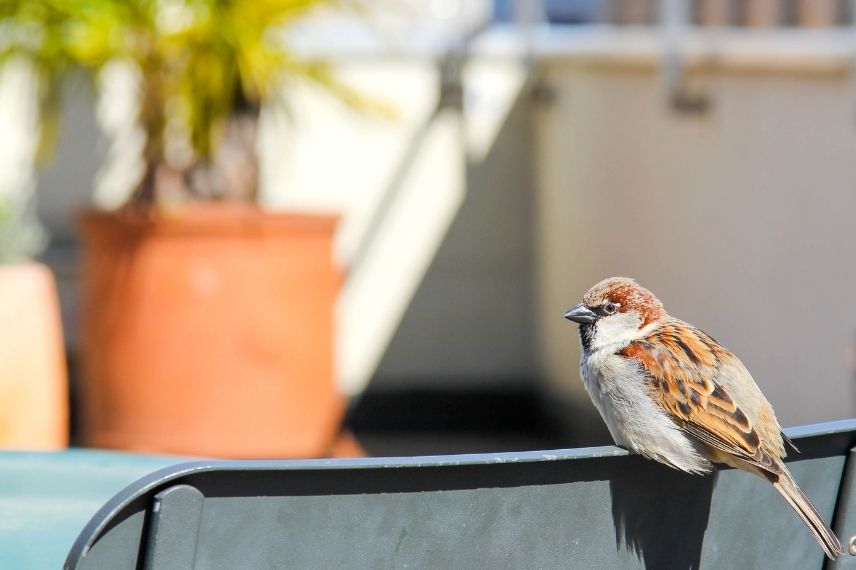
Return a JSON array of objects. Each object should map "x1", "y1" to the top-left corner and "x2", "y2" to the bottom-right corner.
[
  {"x1": 661, "y1": 0, "x2": 689, "y2": 109},
  {"x1": 852, "y1": 0, "x2": 856, "y2": 123},
  {"x1": 661, "y1": 0, "x2": 708, "y2": 113}
]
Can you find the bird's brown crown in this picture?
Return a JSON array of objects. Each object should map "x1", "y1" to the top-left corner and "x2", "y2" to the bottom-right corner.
[{"x1": 583, "y1": 277, "x2": 665, "y2": 327}]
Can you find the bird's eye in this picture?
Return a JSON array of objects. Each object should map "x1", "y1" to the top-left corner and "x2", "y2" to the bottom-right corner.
[{"x1": 602, "y1": 302, "x2": 618, "y2": 315}]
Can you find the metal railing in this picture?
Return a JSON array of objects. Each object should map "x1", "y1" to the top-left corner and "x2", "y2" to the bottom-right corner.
[{"x1": 66, "y1": 419, "x2": 856, "y2": 569}]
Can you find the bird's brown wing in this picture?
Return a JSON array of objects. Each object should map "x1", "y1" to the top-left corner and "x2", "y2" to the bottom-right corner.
[
  {"x1": 620, "y1": 322, "x2": 779, "y2": 474},
  {"x1": 622, "y1": 322, "x2": 841, "y2": 559}
]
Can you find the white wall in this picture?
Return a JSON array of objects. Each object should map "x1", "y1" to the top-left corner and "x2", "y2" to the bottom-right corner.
[{"x1": 535, "y1": 55, "x2": 856, "y2": 426}]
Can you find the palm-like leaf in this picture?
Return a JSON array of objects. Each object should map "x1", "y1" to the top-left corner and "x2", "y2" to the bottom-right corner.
[{"x1": 2, "y1": 0, "x2": 365, "y2": 203}]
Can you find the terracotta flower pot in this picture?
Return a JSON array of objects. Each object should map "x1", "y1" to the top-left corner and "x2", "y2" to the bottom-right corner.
[
  {"x1": 0, "y1": 262, "x2": 68, "y2": 449},
  {"x1": 78, "y1": 204, "x2": 343, "y2": 458}
]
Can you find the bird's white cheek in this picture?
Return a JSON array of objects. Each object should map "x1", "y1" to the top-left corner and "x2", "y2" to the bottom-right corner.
[{"x1": 590, "y1": 312, "x2": 645, "y2": 352}]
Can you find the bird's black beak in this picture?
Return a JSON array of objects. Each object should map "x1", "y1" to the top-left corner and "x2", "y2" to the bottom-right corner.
[{"x1": 563, "y1": 303, "x2": 597, "y2": 324}]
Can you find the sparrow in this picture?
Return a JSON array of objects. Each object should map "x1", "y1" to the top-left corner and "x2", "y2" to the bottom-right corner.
[{"x1": 563, "y1": 277, "x2": 843, "y2": 559}]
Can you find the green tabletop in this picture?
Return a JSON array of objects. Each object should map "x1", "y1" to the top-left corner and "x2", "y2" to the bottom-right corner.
[{"x1": 0, "y1": 449, "x2": 183, "y2": 569}]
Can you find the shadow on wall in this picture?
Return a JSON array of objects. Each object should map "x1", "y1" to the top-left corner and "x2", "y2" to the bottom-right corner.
[
  {"x1": 352, "y1": 78, "x2": 620, "y2": 453},
  {"x1": 368, "y1": 74, "x2": 536, "y2": 392}
]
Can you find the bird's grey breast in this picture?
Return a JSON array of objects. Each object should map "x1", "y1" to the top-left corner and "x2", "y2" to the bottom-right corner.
[
  {"x1": 579, "y1": 346, "x2": 711, "y2": 473},
  {"x1": 579, "y1": 348, "x2": 645, "y2": 443}
]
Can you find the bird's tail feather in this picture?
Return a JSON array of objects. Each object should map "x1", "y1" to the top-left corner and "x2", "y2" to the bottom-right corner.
[{"x1": 772, "y1": 466, "x2": 843, "y2": 560}]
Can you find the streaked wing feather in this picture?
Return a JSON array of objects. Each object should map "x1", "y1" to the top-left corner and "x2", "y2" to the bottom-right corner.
[{"x1": 620, "y1": 321, "x2": 777, "y2": 474}]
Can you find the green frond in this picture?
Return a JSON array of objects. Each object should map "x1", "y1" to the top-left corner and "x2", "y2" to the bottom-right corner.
[{"x1": 2, "y1": 0, "x2": 383, "y2": 192}]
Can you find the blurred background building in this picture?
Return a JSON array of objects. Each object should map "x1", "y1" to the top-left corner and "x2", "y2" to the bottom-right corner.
[{"x1": 4, "y1": 0, "x2": 856, "y2": 456}]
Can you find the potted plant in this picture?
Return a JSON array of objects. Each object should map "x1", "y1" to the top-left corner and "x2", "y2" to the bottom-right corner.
[
  {"x1": 0, "y1": 193, "x2": 68, "y2": 450},
  {"x1": 4, "y1": 0, "x2": 361, "y2": 457}
]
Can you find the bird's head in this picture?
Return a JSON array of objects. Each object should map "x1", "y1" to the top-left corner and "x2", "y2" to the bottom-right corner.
[{"x1": 563, "y1": 277, "x2": 665, "y2": 351}]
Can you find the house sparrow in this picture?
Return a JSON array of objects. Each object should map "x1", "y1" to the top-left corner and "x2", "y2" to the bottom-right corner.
[{"x1": 563, "y1": 277, "x2": 843, "y2": 559}]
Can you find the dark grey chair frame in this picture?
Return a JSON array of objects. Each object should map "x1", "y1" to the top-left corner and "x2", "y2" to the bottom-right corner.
[{"x1": 65, "y1": 420, "x2": 856, "y2": 569}]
